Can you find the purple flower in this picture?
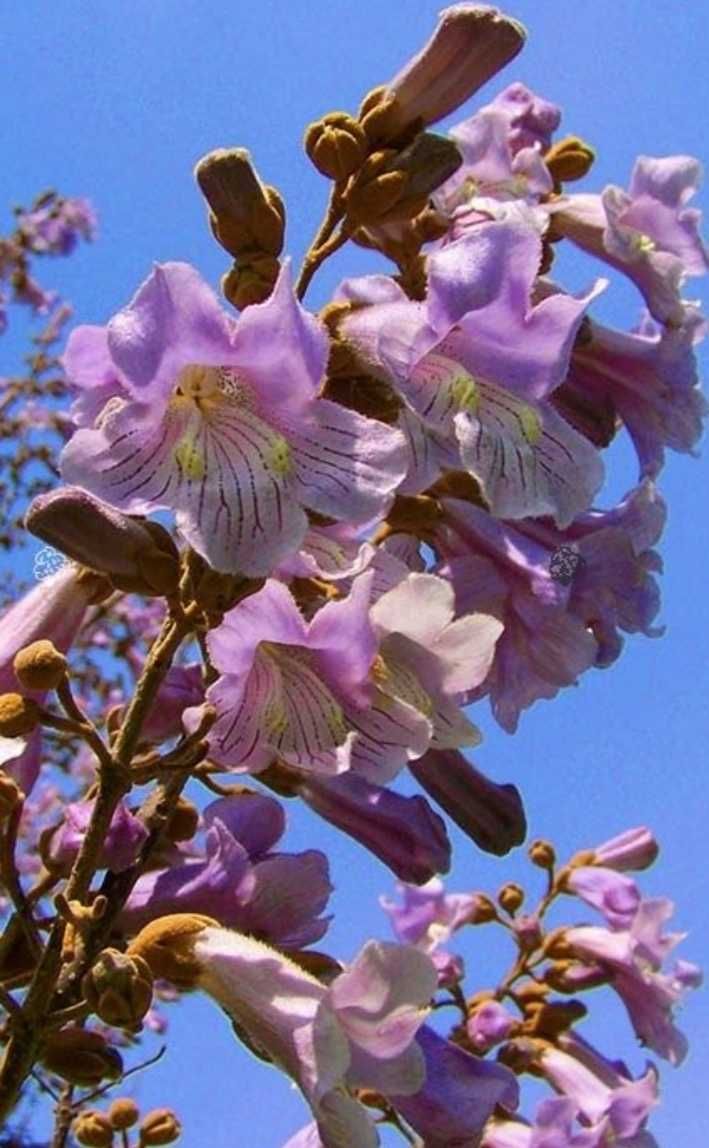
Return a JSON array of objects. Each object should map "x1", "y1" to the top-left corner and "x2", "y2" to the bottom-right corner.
[
  {"x1": 141, "y1": 663, "x2": 205, "y2": 743},
  {"x1": 482, "y1": 1095, "x2": 656, "y2": 1147},
  {"x1": 298, "y1": 773, "x2": 451, "y2": 884},
  {"x1": 381, "y1": 878, "x2": 476, "y2": 959},
  {"x1": 392, "y1": 1025, "x2": 519, "y2": 1147},
  {"x1": 409, "y1": 748, "x2": 526, "y2": 854},
  {"x1": 550, "y1": 156, "x2": 708, "y2": 325},
  {"x1": 466, "y1": 999, "x2": 516, "y2": 1052},
  {"x1": 60, "y1": 262, "x2": 406, "y2": 575},
  {"x1": 590, "y1": 827, "x2": 659, "y2": 872},
  {"x1": 144, "y1": 920, "x2": 437, "y2": 1148},
  {"x1": 488, "y1": 83, "x2": 561, "y2": 155},
  {"x1": 48, "y1": 799, "x2": 148, "y2": 874},
  {"x1": 341, "y1": 222, "x2": 604, "y2": 526},
  {"x1": 200, "y1": 576, "x2": 376, "y2": 774},
  {"x1": 121, "y1": 794, "x2": 331, "y2": 949},
  {"x1": 561, "y1": 308, "x2": 706, "y2": 477},
  {"x1": 566, "y1": 867, "x2": 641, "y2": 930},
  {"x1": 566, "y1": 899, "x2": 702, "y2": 1064},
  {"x1": 18, "y1": 196, "x2": 96, "y2": 256}
]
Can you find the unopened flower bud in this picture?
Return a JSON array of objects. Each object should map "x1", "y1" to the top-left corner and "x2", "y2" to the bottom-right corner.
[
  {"x1": 344, "y1": 133, "x2": 462, "y2": 226},
  {"x1": 467, "y1": 894, "x2": 498, "y2": 924},
  {"x1": 591, "y1": 826, "x2": 659, "y2": 872},
  {"x1": 0, "y1": 769, "x2": 25, "y2": 819},
  {"x1": 545, "y1": 135, "x2": 596, "y2": 184},
  {"x1": 498, "y1": 882, "x2": 525, "y2": 914},
  {"x1": 108, "y1": 1098, "x2": 140, "y2": 1130},
  {"x1": 520, "y1": 999, "x2": 587, "y2": 1040},
  {"x1": 305, "y1": 112, "x2": 368, "y2": 180},
  {"x1": 194, "y1": 148, "x2": 285, "y2": 258},
  {"x1": 528, "y1": 839, "x2": 556, "y2": 869},
  {"x1": 513, "y1": 913, "x2": 542, "y2": 951},
  {"x1": 139, "y1": 1108, "x2": 182, "y2": 1145},
  {"x1": 360, "y1": 6, "x2": 526, "y2": 144},
  {"x1": 127, "y1": 914, "x2": 216, "y2": 988},
  {"x1": 72, "y1": 1109, "x2": 114, "y2": 1147},
  {"x1": 83, "y1": 948, "x2": 154, "y2": 1029},
  {"x1": 41, "y1": 1026, "x2": 123, "y2": 1086},
  {"x1": 543, "y1": 960, "x2": 610, "y2": 994},
  {"x1": 164, "y1": 797, "x2": 200, "y2": 843},
  {"x1": 543, "y1": 928, "x2": 574, "y2": 960},
  {"x1": 222, "y1": 254, "x2": 280, "y2": 309},
  {"x1": 13, "y1": 640, "x2": 67, "y2": 691},
  {"x1": 26, "y1": 488, "x2": 180, "y2": 597},
  {"x1": 0, "y1": 693, "x2": 40, "y2": 738}
]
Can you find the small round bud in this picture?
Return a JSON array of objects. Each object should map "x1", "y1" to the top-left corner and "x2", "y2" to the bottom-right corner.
[
  {"x1": 305, "y1": 112, "x2": 368, "y2": 180},
  {"x1": 41, "y1": 1026, "x2": 123, "y2": 1087},
  {"x1": 528, "y1": 839, "x2": 556, "y2": 869},
  {"x1": 108, "y1": 1098, "x2": 140, "y2": 1130},
  {"x1": 0, "y1": 693, "x2": 40, "y2": 738},
  {"x1": 545, "y1": 135, "x2": 596, "y2": 184},
  {"x1": 498, "y1": 882, "x2": 525, "y2": 915},
  {"x1": 139, "y1": 1108, "x2": 182, "y2": 1145},
  {"x1": 83, "y1": 948, "x2": 154, "y2": 1030},
  {"x1": 222, "y1": 254, "x2": 280, "y2": 310},
  {"x1": 466, "y1": 894, "x2": 498, "y2": 924},
  {"x1": 164, "y1": 797, "x2": 200, "y2": 843},
  {"x1": 72, "y1": 1109, "x2": 114, "y2": 1147},
  {"x1": 542, "y1": 927, "x2": 574, "y2": 960},
  {"x1": 0, "y1": 769, "x2": 25, "y2": 820},
  {"x1": 13, "y1": 639, "x2": 68, "y2": 691}
]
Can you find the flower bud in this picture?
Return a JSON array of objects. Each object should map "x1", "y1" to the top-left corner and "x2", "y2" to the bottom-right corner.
[
  {"x1": 26, "y1": 488, "x2": 180, "y2": 597},
  {"x1": 543, "y1": 959, "x2": 610, "y2": 994},
  {"x1": 305, "y1": 112, "x2": 368, "y2": 180},
  {"x1": 194, "y1": 148, "x2": 285, "y2": 258},
  {"x1": 164, "y1": 796, "x2": 200, "y2": 843},
  {"x1": 108, "y1": 1098, "x2": 140, "y2": 1130},
  {"x1": 13, "y1": 640, "x2": 67, "y2": 691},
  {"x1": 528, "y1": 839, "x2": 556, "y2": 869},
  {"x1": 545, "y1": 135, "x2": 596, "y2": 184},
  {"x1": 139, "y1": 1109, "x2": 182, "y2": 1145},
  {"x1": 344, "y1": 133, "x2": 462, "y2": 226},
  {"x1": 498, "y1": 883, "x2": 524, "y2": 914},
  {"x1": 0, "y1": 693, "x2": 40, "y2": 738},
  {"x1": 222, "y1": 254, "x2": 280, "y2": 310},
  {"x1": 41, "y1": 1027, "x2": 123, "y2": 1086},
  {"x1": 513, "y1": 913, "x2": 542, "y2": 952},
  {"x1": 467, "y1": 894, "x2": 498, "y2": 924},
  {"x1": 83, "y1": 948, "x2": 154, "y2": 1029},
  {"x1": 520, "y1": 999, "x2": 587, "y2": 1040},
  {"x1": 0, "y1": 769, "x2": 25, "y2": 819},
  {"x1": 127, "y1": 914, "x2": 217, "y2": 988},
  {"x1": 72, "y1": 1109, "x2": 115, "y2": 1147},
  {"x1": 360, "y1": 6, "x2": 526, "y2": 144},
  {"x1": 591, "y1": 826, "x2": 659, "y2": 872}
]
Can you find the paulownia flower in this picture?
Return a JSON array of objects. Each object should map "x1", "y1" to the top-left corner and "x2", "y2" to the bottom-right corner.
[
  {"x1": 340, "y1": 221, "x2": 604, "y2": 526},
  {"x1": 60, "y1": 262, "x2": 407, "y2": 575}
]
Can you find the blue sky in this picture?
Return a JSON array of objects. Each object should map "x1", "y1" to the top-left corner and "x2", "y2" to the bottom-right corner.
[{"x1": 2, "y1": 3, "x2": 708, "y2": 1145}]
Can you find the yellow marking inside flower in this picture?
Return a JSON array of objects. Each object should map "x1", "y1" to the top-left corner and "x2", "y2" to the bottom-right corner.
[
  {"x1": 267, "y1": 435, "x2": 293, "y2": 478},
  {"x1": 518, "y1": 404, "x2": 543, "y2": 446},
  {"x1": 631, "y1": 231, "x2": 656, "y2": 256},
  {"x1": 263, "y1": 696, "x2": 289, "y2": 736},
  {"x1": 174, "y1": 435, "x2": 206, "y2": 480},
  {"x1": 373, "y1": 654, "x2": 433, "y2": 718},
  {"x1": 450, "y1": 374, "x2": 479, "y2": 413},
  {"x1": 173, "y1": 364, "x2": 222, "y2": 407}
]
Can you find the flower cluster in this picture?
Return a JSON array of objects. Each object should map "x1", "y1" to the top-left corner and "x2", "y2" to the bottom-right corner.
[{"x1": 0, "y1": 5, "x2": 704, "y2": 1146}]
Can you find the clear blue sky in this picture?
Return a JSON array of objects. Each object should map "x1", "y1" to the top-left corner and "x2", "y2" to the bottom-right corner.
[{"x1": 3, "y1": 3, "x2": 708, "y2": 1145}]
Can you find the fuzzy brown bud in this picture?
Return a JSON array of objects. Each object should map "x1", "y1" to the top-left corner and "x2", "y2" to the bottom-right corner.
[
  {"x1": 344, "y1": 133, "x2": 461, "y2": 225},
  {"x1": 83, "y1": 948, "x2": 154, "y2": 1030},
  {"x1": 41, "y1": 1027, "x2": 123, "y2": 1087},
  {"x1": 195, "y1": 148, "x2": 285, "y2": 258},
  {"x1": 498, "y1": 882, "x2": 525, "y2": 914},
  {"x1": 543, "y1": 960, "x2": 611, "y2": 994},
  {"x1": 127, "y1": 914, "x2": 216, "y2": 988},
  {"x1": 222, "y1": 253, "x2": 280, "y2": 310},
  {"x1": 521, "y1": 999, "x2": 587, "y2": 1040},
  {"x1": 108, "y1": 1098, "x2": 140, "y2": 1130},
  {"x1": 13, "y1": 639, "x2": 68, "y2": 691},
  {"x1": 528, "y1": 839, "x2": 556, "y2": 869},
  {"x1": 0, "y1": 769, "x2": 25, "y2": 819},
  {"x1": 139, "y1": 1109, "x2": 182, "y2": 1145},
  {"x1": 545, "y1": 135, "x2": 596, "y2": 184},
  {"x1": 165, "y1": 796, "x2": 200, "y2": 843},
  {"x1": 72, "y1": 1109, "x2": 115, "y2": 1147},
  {"x1": 467, "y1": 894, "x2": 498, "y2": 924},
  {"x1": 305, "y1": 112, "x2": 368, "y2": 180},
  {"x1": 0, "y1": 693, "x2": 40, "y2": 737}
]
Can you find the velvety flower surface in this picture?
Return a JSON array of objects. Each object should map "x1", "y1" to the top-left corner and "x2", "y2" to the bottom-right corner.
[{"x1": 60, "y1": 262, "x2": 407, "y2": 575}]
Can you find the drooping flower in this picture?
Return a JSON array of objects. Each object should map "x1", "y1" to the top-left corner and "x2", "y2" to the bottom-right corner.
[
  {"x1": 549, "y1": 155, "x2": 708, "y2": 325},
  {"x1": 341, "y1": 221, "x2": 604, "y2": 525},
  {"x1": 565, "y1": 899, "x2": 702, "y2": 1064},
  {"x1": 60, "y1": 262, "x2": 407, "y2": 575},
  {"x1": 129, "y1": 917, "x2": 438, "y2": 1148},
  {"x1": 46, "y1": 798, "x2": 148, "y2": 875},
  {"x1": 565, "y1": 867, "x2": 641, "y2": 931},
  {"x1": 121, "y1": 793, "x2": 332, "y2": 949},
  {"x1": 381, "y1": 876, "x2": 478, "y2": 984}
]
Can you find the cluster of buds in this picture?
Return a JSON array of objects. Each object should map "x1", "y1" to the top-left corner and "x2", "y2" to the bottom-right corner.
[
  {"x1": 194, "y1": 147, "x2": 285, "y2": 309},
  {"x1": 73, "y1": 1098, "x2": 181, "y2": 1146}
]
